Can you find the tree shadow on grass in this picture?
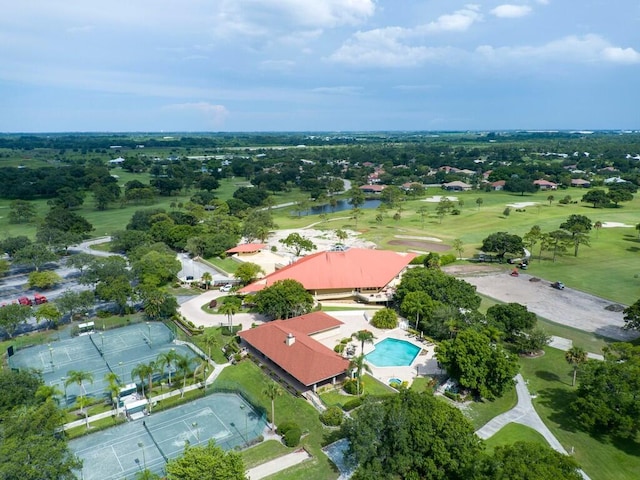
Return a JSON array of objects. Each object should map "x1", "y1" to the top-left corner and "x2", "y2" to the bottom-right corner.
[
  {"x1": 535, "y1": 387, "x2": 580, "y2": 433},
  {"x1": 611, "y1": 434, "x2": 640, "y2": 456},
  {"x1": 534, "y1": 370, "x2": 562, "y2": 383}
]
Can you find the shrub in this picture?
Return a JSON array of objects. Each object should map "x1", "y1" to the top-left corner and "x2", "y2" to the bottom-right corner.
[
  {"x1": 342, "y1": 397, "x2": 363, "y2": 411},
  {"x1": 371, "y1": 308, "x2": 398, "y2": 329},
  {"x1": 440, "y1": 253, "x2": 457, "y2": 266},
  {"x1": 319, "y1": 406, "x2": 344, "y2": 426},
  {"x1": 277, "y1": 420, "x2": 298, "y2": 436},
  {"x1": 283, "y1": 426, "x2": 301, "y2": 447},
  {"x1": 334, "y1": 344, "x2": 345, "y2": 354},
  {"x1": 410, "y1": 254, "x2": 427, "y2": 265},
  {"x1": 343, "y1": 378, "x2": 361, "y2": 395}
]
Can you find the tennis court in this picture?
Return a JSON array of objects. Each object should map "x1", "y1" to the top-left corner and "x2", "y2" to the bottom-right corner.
[
  {"x1": 70, "y1": 392, "x2": 267, "y2": 480},
  {"x1": 8, "y1": 322, "x2": 198, "y2": 406}
]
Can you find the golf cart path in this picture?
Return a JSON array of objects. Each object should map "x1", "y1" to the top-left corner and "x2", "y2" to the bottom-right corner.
[
  {"x1": 246, "y1": 449, "x2": 311, "y2": 479},
  {"x1": 476, "y1": 374, "x2": 591, "y2": 480}
]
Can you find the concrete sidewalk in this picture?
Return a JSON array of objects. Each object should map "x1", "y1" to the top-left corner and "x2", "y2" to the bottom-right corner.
[
  {"x1": 246, "y1": 449, "x2": 312, "y2": 479},
  {"x1": 475, "y1": 374, "x2": 591, "y2": 480}
]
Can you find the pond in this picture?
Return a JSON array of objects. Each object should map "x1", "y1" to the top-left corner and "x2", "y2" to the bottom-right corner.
[{"x1": 295, "y1": 198, "x2": 381, "y2": 216}]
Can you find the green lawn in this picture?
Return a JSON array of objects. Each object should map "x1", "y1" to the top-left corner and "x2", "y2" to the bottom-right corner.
[
  {"x1": 483, "y1": 423, "x2": 548, "y2": 453},
  {"x1": 203, "y1": 256, "x2": 240, "y2": 275},
  {"x1": 520, "y1": 347, "x2": 640, "y2": 480},
  {"x1": 269, "y1": 189, "x2": 640, "y2": 305},
  {"x1": 213, "y1": 360, "x2": 339, "y2": 479},
  {"x1": 241, "y1": 440, "x2": 292, "y2": 469},
  {"x1": 465, "y1": 387, "x2": 518, "y2": 431},
  {"x1": 319, "y1": 374, "x2": 395, "y2": 408}
]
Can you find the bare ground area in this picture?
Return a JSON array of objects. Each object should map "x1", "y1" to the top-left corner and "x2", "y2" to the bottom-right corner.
[
  {"x1": 388, "y1": 239, "x2": 451, "y2": 251},
  {"x1": 444, "y1": 264, "x2": 637, "y2": 342}
]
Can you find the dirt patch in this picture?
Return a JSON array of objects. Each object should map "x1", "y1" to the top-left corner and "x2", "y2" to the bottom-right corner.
[
  {"x1": 388, "y1": 240, "x2": 451, "y2": 252},
  {"x1": 444, "y1": 266, "x2": 638, "y2": 342}
]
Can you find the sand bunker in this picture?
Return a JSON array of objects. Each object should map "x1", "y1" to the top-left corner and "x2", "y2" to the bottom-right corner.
[
  {"x1": 388, "y1": 240, "x2": 451, "y2": 252},
  {"x1": 423, "y1": 195, "x2": 459, "y2": 203},
  {"x1": 506, "y1": 202, "x2": 538, "y2": 208},
  {"x1": 601, "y1": 222, "x2": 634, "y2": 228},
  {"x1": 395, "y1": 235, "x2": 442, "y2": 243}
]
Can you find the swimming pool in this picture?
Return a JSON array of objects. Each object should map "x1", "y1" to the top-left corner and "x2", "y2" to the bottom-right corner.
[{"x1": 365, "y1": 338, "x2": 421, "y2": 367}]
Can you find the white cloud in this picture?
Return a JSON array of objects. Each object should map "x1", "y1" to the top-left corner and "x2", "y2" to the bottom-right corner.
[
  {"x1": 490, "y1": 5, "x2": 533, "y2": 18},
  {"x1": 421, "y1": 4, "x2": 483, "y2": 33},
  {"x1": 602, "y1": 46, "x2": 640, "y2": 64},
  {"x1": 476, "y1": 34, "x2": 640, "y2": 65},
  {"x1": 328, "y1": 27, "x2": 450, "y2": 67},
  {"x1": 163, "y1": 102, "x2": 229, "y2": 126}
]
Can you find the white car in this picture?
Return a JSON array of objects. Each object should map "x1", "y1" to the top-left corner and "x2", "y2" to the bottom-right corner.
[{"x1": 219, "y1": 284, "x2": 233, "y2": 292}]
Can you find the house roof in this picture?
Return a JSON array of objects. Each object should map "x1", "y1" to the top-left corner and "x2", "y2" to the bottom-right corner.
[
  {"x1": 238, "y1": 315, "x2": 349, "y2": 386},
  {"x1": 492, "y1": 180, "x2": 506, "y2": 187},
  {"x1": 533, "y1": 179, "x2": 557, "y2": 186},
  {"x1": 571, "y1": 178, "x2": 591, "y2": 185},
  {"x1": 442, "y1": 180, "x2": 471, "y2": 188},
  {"x1": 239, "y1": 248, "x2": 416, "y2": 294},
  {"x1": 226, "y1": 243, "x2": 267, "y2": 254},
  {"x1": 359, "y1": 184, "x2": 385, "y2": 192}
]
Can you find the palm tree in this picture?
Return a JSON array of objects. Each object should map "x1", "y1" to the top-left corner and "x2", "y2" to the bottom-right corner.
[
  {"x1": 565, "y1": 346, "x2": 588, "y2": 387},
  {"x1": 104, "y1": 371, "x2": 121, "y2": 414},
  {"x1": 193, "y1": 359, "x2": 209, "y2": 386},
  {"x1": 157, "y1": 349, "x2": 179, "y2": 388},
  {"x1": 131, "y1": 361, "x2": 156, "y2": 401},
  {"x1": 65, "y1": 370, "x2": 94, "y2": 413},
  {"x1": 352, "y1": 329, "x2": 375, "y2": 355},
  {"x1": 349, "y1": 354, "x2": 372, "y2": 396},
  {"x1": 219, "y1": 297, "x2": 241, "y2": 333},
  {"x1": 201, "y1": 271, "x2": 212, "y2": 290},
  {"x1": 262, "y1": 381, "x2": 282, "y2": 431},
  {"x1": 175, "y1": 353, "x2": 196, "y2": 397},
  {"x1": 452, "y1": 238, "x2": 464, "y2": 259},
  {"x1": 35, "y1": 384, "x2": 62, "y2": 404},
  {"x1": 201, "y1": 331, "x2": 218, "y2": 361}
]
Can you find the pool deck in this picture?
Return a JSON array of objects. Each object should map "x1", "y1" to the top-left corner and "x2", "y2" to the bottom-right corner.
[{"x1": 313, "y1": 309, "x2": 441, "y2": 387}]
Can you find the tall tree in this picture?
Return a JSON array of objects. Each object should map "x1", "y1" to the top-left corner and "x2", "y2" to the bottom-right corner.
[
  {"x1": 481, "y1": 232, "x2": 524, "y2": 262},
  {"x1": 8, "y1": 199, "x2": 37, "y2": 224},
  {"x1": 560, "y1": 214, "x2": 592, "y2": 257},
  {"x1": 0, "y1": 303, "x2": 32, "y2": 338},
  {"x1": 233, "y1": 262, "x2": 264, "y2": 285},
  {"x1": 348, "y1": 354, "x2": 372, "y2": 396},
  {"x1": 483, "y1": 441, "x2": 582, "y2": 479},
  {"x1": 400, "y1": 291, "x2": 438, "y2": 331},
  {"x1": 165, "y1": 441, "x2": 246, "y2": 480},
  {"x1": 12, "y1": 243, "x2": 58, "y2": 271},
  {"x1": 64, "y1": 370, "x2": 94, "y2": 414},
  {"x1": 352, "y1": 329, "x2": 375, "y2": 354},
  {"x1": 452, "y1": 238, "x2": 464, "y2": 259},
  {"x1": 254, "y1": 279, "x2": 314, "y2": 319},
  {"x1": 262, "y1": 381, "x2": 283, "y2": 431},
  {"x1": 341, "y1": 390, "x2": 484, "y2": 479},
  {"x1": 486, "y1": 303, "x2": 537, "y2": 342},
  {"x1": 623, "y1": 299, "x2": 640, "y2": 331},
  {"x1": 565, "y1": 346, "x2": 588, "y2": 387},
  {"x1": 348, "y1": 187, "x2": 366, "y2": 209},
  {"x1": 219, "y1": 296, "x2": 242, "y2": 332},
  {"x1": 436, "y1": 329, "x2": 519, "y2": 399},
  {"x1": 278, "y1": 232, "x2": 317, "y2": 256}
]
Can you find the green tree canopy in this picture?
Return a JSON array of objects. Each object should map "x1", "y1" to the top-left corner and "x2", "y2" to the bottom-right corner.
[
  {"x1": 436, "y1": 329, "x2": 519, "y2": 399},
  {"x1": 480, "y1": 232, "x2": 524, "y2": 262},
  {"x1": 482, "y1": 441, "x2": 582, "y2": 479},
  {"x1": 486, "y1": 303, "x2": 537, "y2": 342},
  {"x1": 278, "y1": 232, "x2": 317, "y2": 256},
  {"x1": 395, "y1": 267, "x2": 481, "y2": 311},
  {"x1": 581, "y1": 189, "x2": 609, "y2": 208},
  {"x1": 341, "y1": 390, "x2": 484, "y2": 480},
  {"x1": 233, "y1": 262, "x2": 264, "y2": 285},
  {"x1": 623, "y1": 298, "x2": 640, "y2": 331},
  {"x1": 254, "y1": 279, "x2": 314, "y2": 319},
  {"x1": 165, "y1": 441, "x2": 246, "y2": 480}
]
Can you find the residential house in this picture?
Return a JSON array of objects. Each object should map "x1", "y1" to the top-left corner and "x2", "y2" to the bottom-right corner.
[
  {"x1": 491, "y1": 180, "x2": 506, "y2": 191},
  {"x1": 359, "y1": 184, "x2": 386, "y2": 194},
  {"x1": 570, "y1": 179, "x2": 591, "y2": 188},
  {"x1": 442, "y1": 181, "x2": 472, "y2": 191},
  {"x1": 533, "y1": 179, "x2": 558, "y2": 190}
]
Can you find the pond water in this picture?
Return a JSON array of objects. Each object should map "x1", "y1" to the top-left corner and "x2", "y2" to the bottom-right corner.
[{"x1": 295, "y1": 198, "x2": 381, "y2": 216}]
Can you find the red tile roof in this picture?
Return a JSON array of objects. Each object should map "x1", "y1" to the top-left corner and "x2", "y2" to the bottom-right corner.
[
  {"x1": 226, "y1": 243, "x2": 267, "y2": 254},
  {"x1": 278, "y1": 311, "x2": 343, "y2": 335},
  {"x1": 238, "y1": 315, "x2": 349, "y2": 386},
  {"x1": 239, "y1": 248, "x2": 415, "y2": 293}
]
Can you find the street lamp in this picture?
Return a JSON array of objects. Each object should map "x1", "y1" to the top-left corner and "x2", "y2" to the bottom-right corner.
[
  {"x1": 119, "y1": 361, "x2": 124, "y2": 383},
  {"x1": 99, "y1": 332, "x2": 104, "y2": 352},
  {"x1": 48, "y1": 344, "x2": 54, "y2": 369},
  {"x1": 192, "y1": 422, "x2": 200, "y2": 443},
  {"x1": 137, "y1": 442, "x2": 146, "y2": 470},
  {"x1": 239, "y1": 404, "x2": 248, "y2": 444},
  {"x1": 146, "y1": 322, "x2": 151, "y2": 343},
  {"x1": 61, "y1": 377, "x2": 67, "y2": 406}
]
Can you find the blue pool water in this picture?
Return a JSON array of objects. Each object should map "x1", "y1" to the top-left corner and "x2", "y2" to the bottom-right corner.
[{"x1": 365, "y1": 338, "x2": 421, "y2": 367}]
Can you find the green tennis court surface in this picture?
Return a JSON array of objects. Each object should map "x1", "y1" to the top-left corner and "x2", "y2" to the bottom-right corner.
[
  {"x1": 70, "y1": 392, "x2": 267, "y2": 479},
  {"x1": 8, "y1": 322, "x2": 197, "y2": 406}
]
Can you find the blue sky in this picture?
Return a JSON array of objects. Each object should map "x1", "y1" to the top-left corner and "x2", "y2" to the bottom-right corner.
[{"x1": 1, "y1": 1, "x2": 639, "y2": 132}]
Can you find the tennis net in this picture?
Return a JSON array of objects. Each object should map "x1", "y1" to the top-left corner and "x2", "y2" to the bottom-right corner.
[{"x1": 88, "y1": 334, "x2": 103, "y2": 357}]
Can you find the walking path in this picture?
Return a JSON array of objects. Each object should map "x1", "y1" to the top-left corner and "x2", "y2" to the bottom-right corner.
[
  {"x1": 475, "y1": 374, "x2": 591, "y2": 480},
  {"x1": 246, "y1": 449, "x2": 312, "y2": 479}
]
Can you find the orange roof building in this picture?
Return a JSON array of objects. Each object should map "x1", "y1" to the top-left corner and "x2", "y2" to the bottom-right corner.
[
  {"x1": 238, "y1": 312, "x2": 349, "y2": 390},
  {"x1": 238, "y1": 247, "x2": 416, "y2": 303},
  {"x1": 226, "y1": 243, "x2": 267, "y2": 254}
]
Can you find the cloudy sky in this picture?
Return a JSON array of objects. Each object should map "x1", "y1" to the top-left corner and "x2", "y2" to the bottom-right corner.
[{"x1": 1, "y1": 1, "x2": 639, "y2": 132}]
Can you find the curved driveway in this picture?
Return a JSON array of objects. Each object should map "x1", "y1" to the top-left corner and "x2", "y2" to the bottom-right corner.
[{"x1": 178, "y1": 290, "x2": 268, "y2": 330}]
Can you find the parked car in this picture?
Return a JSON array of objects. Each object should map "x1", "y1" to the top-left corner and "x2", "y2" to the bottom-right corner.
[
  {"x1": 219, "y1": 284, "x2": 233, "y2": 292},
  {"x1": 551, "y1": 281, "x2": 565, "y2": 290}
]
